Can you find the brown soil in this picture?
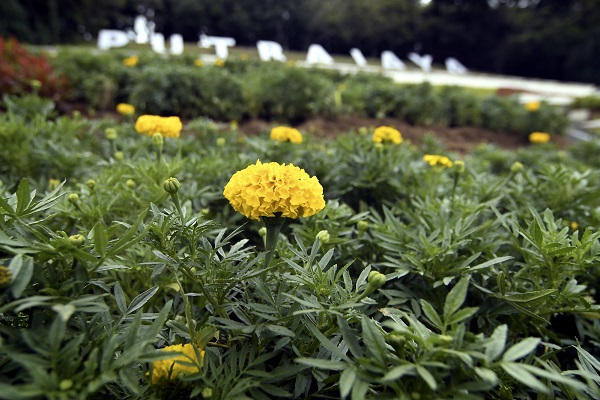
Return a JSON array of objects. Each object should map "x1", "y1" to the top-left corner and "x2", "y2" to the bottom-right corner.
[{"x1": 238, "y1": 115, "x2": 568, "y2": 154}]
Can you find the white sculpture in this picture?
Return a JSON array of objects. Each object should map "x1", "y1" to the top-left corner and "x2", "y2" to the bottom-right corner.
[
  {"x1": 257, "y1": 40, "x2": 287, "y2": 62},
  {"x1": 350, "y1": 48, "x2": 368, "y2": 67},
  {"x1": 170, "y1": 34, "x2": 184, "y2": 55},
  {"x1": 381, "y1": 51, "x2": 406, "y2": 69},
  {"x1": 305, "y1": 44, "x2": 334, "y2": 65},
  {"x1": 97, "y1": 30, "x2": 129, "y2": 50},
  {"x1": 198, "y1": 34, "x2": 236, "y2": 60},
  {"x1": 445, "y1": 57, "x2": 468, "y2": 74},
  {"x1": 408, "y1": 52, "x2": 433, "y2": 72}
]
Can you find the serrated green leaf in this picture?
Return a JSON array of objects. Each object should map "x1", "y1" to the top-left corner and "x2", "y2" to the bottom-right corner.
[
  {"x1": 503, "y1": 337, "x2": 540, "y2": 362},
  {"x1": 503, "y1": 289, "x2": 556, "y2": 304},
  {"x1": 420, "y1": 299, "x2": 443, "y2": 329},
  {"x1": 443, "y1": 276, "x2": 470, "y2": 320},
  {"x1": 340, "y1": 367, "x2": 356, "y2": 398},
  {"x1": 126, "y1": 286, "x2": 158, "y2": 315},
  {"x1": 113, "y1": 282, "x2": 127, "y2": 314},
  {"x1": 295, "y1": 357, "x2": 347, "y2": 370}
]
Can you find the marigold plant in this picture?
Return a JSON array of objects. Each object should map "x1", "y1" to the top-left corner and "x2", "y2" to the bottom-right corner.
[
  {"x1": 372, "y1": 126, "x2": 402, "y2": 144},
  {"x1": 123, "y1": 55, "x2": 139, "y2": 67},
  {"x1": 151, "y1": 344, "x2": 204, "y2": 385},
  {"x1": 524, "y1": 101, "x2": 541, "y2": 112},
  {"x1": 116, "y1": 103, "x2": 135, "y2": 116},
  {"x1": 270, "y1": 126, "x2": 303, "y2": 144},
  {"x1": 529, "y1": 132, "x2": 551, "y2": 144},
  {"x1": 423, "y1": 154, "x2": 454, "y2": 168},
  {"x1": 135, "y1": 115, "x2": 183, "y2": 138},
  {"x1": 223, "y1": 160, "x2": 325, "y2": 221}
]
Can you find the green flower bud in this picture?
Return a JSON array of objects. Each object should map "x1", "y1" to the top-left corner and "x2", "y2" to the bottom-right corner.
[
  {"x1": 152, "y1": 132, "x2": 164, "y2": 146},
  {"x1": 0, "y1": 265, "x2": 12, "y2": 289},
  {"x1": 68, "y1": 234, "x2": 86, "y2": 247},
  {"x1": 202, "y1": 388, "x2": 213, "y2": 398},
  {"x1": 216, "y1": 137, "x2": 226, "y2": 147},
  {"x1": 67, "y1": 193, "x2": 79, "y2": 204},
  {"x1": 368, "y1": 271, "x2": 386, "y2": 289},
  {"x1": 511, "y1": 161, "x2": 524, "y2": 174},
  {"x1": 163, "y1": 177, "x2": 180, "y2": 194},
  {"x1": 105, "y1": 128, "x2": 117, "y2": 140},
  {"x1": 86, "y1": 179, "x2": 96, "y2": 190},
  {"x1": 453, "y1": 160, "x2": 465, "y2": 174},
  {"x1": 201, "y1": 208, "x2": 210, "y2": 216},
  {"x1": 357, "y1": 220, "x2": 370, "y2": 233},
  {"x1": 126, "y1": 179, "x2": 136, "y2": 189},
  {"x1": 48, "y1": 178, "x2": 60, "y2": 191},
  {"x1": 258, "y1": 227, "x2": 267, "y2": 237},
  {"x1": 316, "y1": 230, "x2": 330, "y2": 244},
  {"x1": 30, "y1": 79, "x2": 42, "y2": 90},
  {"x1": 114, "y1": 151, "x2": 124, "y2": 161},
  {"x1": 358, "y1": 127, "x2": 368, "y2": 136},
  {"x1": 59, "y1": 379, "x2": 73, "y2": 391}
]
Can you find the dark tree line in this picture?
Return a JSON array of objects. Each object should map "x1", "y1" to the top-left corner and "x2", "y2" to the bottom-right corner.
[{"x1": 1, "y1": 0, "x2": 599, "y2": 85}]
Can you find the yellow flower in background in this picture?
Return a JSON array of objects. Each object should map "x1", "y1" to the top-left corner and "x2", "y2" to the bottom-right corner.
[
  {"x1": 372, "y1": 126, "x2": 402, "y2": 144},
  {"x1": 215, "y1": 59, "x2": 225, "y2": 67},
  {"x1": 135, "y1": 115, "x2": 183, "y2": 138},
  {"x1": 571, "y1": 221, "x2": 579, "y2": 230},
  {"x1": 223, "y1": 160, "x2": 325, "y2": 221},
  {"x1": 151, "y1": 344, "x2": 204, "y2": 385},
  {"x1": 270, "y1": 126, "x2": 303, "y2": 144},
  {"x1": 423, "y1": 154, "x2": 454, "y2": 168},
  {"x1": 524, "y1": 101, "x2": 541, "y2": 112},
  {"x1": 116, "y1": 103, "x2": 135, "y2": 116},
  {"x1": 529, "y1": 132, "x2": 551, "y2": 144},
  {"x1": 194, "y1": 59, "x2": 204, "y2": 67},
  {"x1": 123, "y1": 55, "x2": 139, "y2": 67}
]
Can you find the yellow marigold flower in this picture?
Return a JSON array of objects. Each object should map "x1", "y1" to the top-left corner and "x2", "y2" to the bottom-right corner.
[
  {"x1": 0, "y1": 265, "x2": 12, "y2": 289},
  {"x1": 223, "y1": 160, "x2": 326, "y2": 221},
  {"x1": 270, "y1": 126, "x2": 303, "y2": 144},
  {"x1": 529, "y1": 132, "x2": 551, "y2": 144},
  {"x1": 524, "y1": 101, "x2": 541, "y2": 112},
  {"x1": 372, "y1": 126, "x2": 402, "y2": 144},
  {"x1": 215, "y1": 59, "x2": 225, "y2": 67},
  {"x1": 116, "y1": 103, "x2": 135, "y2": 116},
  {"x1": 151, "y1": 344, "x2": 204, "y2": 385},
  {"x1": 123, "y1": 55, "x2": 139, "y2": 67},
  {"x1": 194, "y1": 59, "x2": 204, "y2": 67},
  {"x1": 571, "y1": 221, "x2": 579, "y2": 230},
  {"x1": 423, "y1": 154, "x2": 454, "y2": 168},
  {"x1": 135, "y1": 115, "x2": 183, "y2": 138}
]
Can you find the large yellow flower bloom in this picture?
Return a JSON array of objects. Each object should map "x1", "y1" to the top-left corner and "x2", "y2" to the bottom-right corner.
[
  {"x1": 223, "y1": 160, "x2": 325, "y2": 221},
  {"x1": 270, "y1": 126, "x2": 303, "y2": 144},
  {"x1": 116, "y1": 103, "x2": 135, "y2": 116},
  {"x1": 135, "y1": 115, "x2": 183, "y2": 138},
  {"x1": 372, "y1": 126, "x2": 402, "y2": 144},
  {"x1": 524, "y1": 101, "x2": 541, "y2": 112},
  {"x1": 423, "y1": 154, "x2": 454, "y2": 168},
  {"x1": 151, "y1": 344, "x2": 204, "y2": 385},
  {"x1": 529, "y1": 132, "x2": 551, "y2": 144},
  {"x1": 123, "y1": 55, "x2": 139, "y2": 67}
]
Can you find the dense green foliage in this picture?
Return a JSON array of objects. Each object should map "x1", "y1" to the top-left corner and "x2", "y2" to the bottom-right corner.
[
  {"x1": 1, "y1": 92, "x2": 600, "y2": 399},
  {"x1": 2, "y1": 0, "x2": 600, "y2": 84}
]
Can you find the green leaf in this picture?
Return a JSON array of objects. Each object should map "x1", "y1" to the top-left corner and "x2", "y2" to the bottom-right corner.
[
  {"x1": 485, "y1": 324, "x2": 507, "y2": 363},
  {"x1": 416, "y1": 364, "x2": 438, "y2": 390},
  {"x1": 501, "y1": 362, "x2": 548, "y2": 393},
  {"x1": 475, "y1": 367, "x2": 498, "y2": 384},
  {"x1": 361, "y1": 317, "x2": 388, "y2": 365},
  {"x1": 351, "y1": 378, "x2": 369, "y2": 400},
  {"x1": 295, "y1": 357, "x2": 347, "y2": 370},
  {"x1": 382, "y1": 364, "x2": 416, "y2": 381},
  {"x1": 503, "y1": 289, "x2": 556, "y2": 304},
  {"x1": 446, "y1": 307, "x2": 478, "y2": 326},
  {"x1": 420, "y1": 299, "x2": 443, "y2": 329},
  {"x1": 468, "y1": 256, "x2": 513, "y2": 272},
  {"x1": 10, "y1": 255, "x2": 33, "y2": 298},
  {"x1": 126, "y1": 286, "x2": 158, "y2": 315},
  {"x1": 503, "y1": 337, "x2": 540, "y2": 362},
  {"x1": 15, "y1": 178, "x2": 32, "y2": 215},
  {"x1": 93, "y1": 223, "x2": 108, "y2": 258},
  {"x1": 113, "y1": 282, "x2": 127, "y2": 315},
  {"x1": 339, "y1": 367, "x2": 356, "y2": 398},
  {"x1": 52, "y1": 303, "x2": 76, "y2": 322},
  {"x1": 443, "y1": 276, "x2": 470, "y2": 320},
  {"x1": 337, "y1": 315, "x2": 363, "y2": 358}
]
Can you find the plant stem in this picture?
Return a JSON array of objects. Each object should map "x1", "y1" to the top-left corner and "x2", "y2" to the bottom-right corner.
[{"x1": 261, "y1": 214, "x2": 286, "y2": 269}]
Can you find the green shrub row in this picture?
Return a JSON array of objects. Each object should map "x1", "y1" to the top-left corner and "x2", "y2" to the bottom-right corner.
[{"x1": 48, "y1": 50, "x2": 569, "y2": 136}]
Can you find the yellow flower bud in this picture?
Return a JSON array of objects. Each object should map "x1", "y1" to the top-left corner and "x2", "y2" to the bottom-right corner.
[
  {"x1": 511, "y1": 161, "x2": 524, "y2": 174},
  {"x1": 216, "y1": 137, "x2": 226, "y2": 147},
  {"x1": 0, "y1": 265, "x2": 12, "y2": 289},
  {"x1": 258, "y1": 227, "x2": 267, "y2": 237},
  {"x1": 357, "y1": 220, "x2": 370, "y2": 233},
  {"x1": 67, "y1": 193, "x2": 79, "y2": 204},
  {"x1": 59, "y1": 380, "x2": 73, "y2": 391},
  {"x1": 368, "y1": 271, "x2": 386, "y2": 289},
  {"x1": 152, "y1": 132, "x2": 164, "y2": 146},
  {"x1": 126, "y1": 179, "x2": 136, "y2": 189},
  {"x1": 163, "y1": 177, "x2": 181, "y2": 195},
  {"x1": 114, "y1": 151, "x2": 124, "y2": 161},
  {"x1": 453, "y1": 160, "x2": 465, "y2": 174},
  {"x1": 202, "y1": 388, "x2": 213, "y2": 398},
  {"x1": 48, "y1": 178, "x2": 60, "y2": 191},
  {"x1": 316, "y1": 230, "x2": 330, "y2": 244},
  {"x1": 105, "y1": 128, "x2": 117, "y2": 140},
  {"x1": 86, "y1": 179, "x2": 96, "y2": 190},
  {"x1": 68, "y1": 234, "x2": 86, "y2": 247}
]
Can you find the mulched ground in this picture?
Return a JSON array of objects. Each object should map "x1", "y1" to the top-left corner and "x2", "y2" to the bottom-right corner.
[{"x1": 238, "y1": 115, "x2": 569, "y2": 155}]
